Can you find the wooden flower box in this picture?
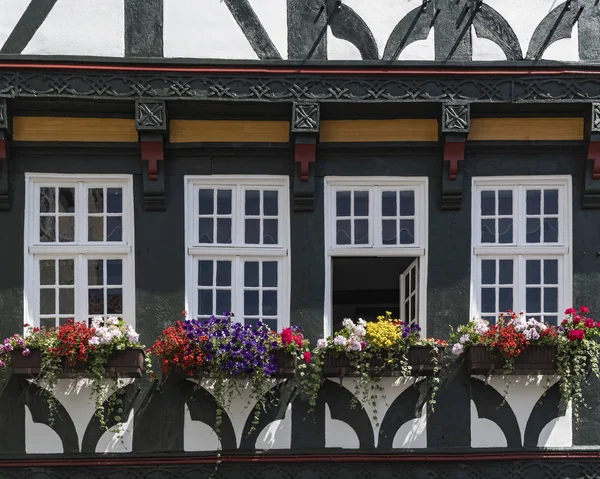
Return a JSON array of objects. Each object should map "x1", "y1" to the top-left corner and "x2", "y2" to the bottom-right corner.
[
  {"x1": 272, "y1": 349, "x2": 296, "y2": 378},
  {"x1": 466, "y1": 345, "x2": 556, "y2": 375},
  {"x1": 322, "y1": 346, "x2": 445, "y2": 377},
  {"x1": 10, "y1": 348, "x2": 145, "y2": 379}
]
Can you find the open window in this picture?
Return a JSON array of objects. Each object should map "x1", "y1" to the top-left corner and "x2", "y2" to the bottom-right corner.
[{"x1": 324, "y1": 177, "x2": 428, "y2": 337}]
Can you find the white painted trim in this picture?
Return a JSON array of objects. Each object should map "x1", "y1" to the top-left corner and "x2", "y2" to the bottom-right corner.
[
  {"x1": 470, "y1": 175, "x2": 572, "y2": 323},
  {"x1": 183, "y1": 175, "x2": 290, "y2": 329},
  {"x1": 24, "y1": 174, "x2": 135, "y2": 329},
  {"x1": 323, "y1": 177, "x2": 429, "y2": 338}
]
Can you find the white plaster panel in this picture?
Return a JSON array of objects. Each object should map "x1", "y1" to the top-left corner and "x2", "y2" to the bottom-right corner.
[
  {"x1": 96, "y1": 408, "x2": 134, "y2": 453},
  {"x1": 327, "y1": 29, "x2": 363, "y2": 61},
  {"x1": 22, "y1": 0, "x2": 124, "y2": 56},
  {"x1": 392, "y1": 403, "x2": 427, "y2": 449},
  {"x1": 483, "y1": 0, "x2": 579, "y2": 61},
  {"x1": 184, "y1": 404, "x2": 220, "y2": 452},
  {"x1": 325, "y1": 403, "x2": 361, "y2": 449},
  {"x1": 0, "y1": 1, "x2": 30, "y2": 50},
  {"x1": 163, "y1": 0, "x2": 257, "y2": 59},
  {"x1": 472, "y1": 26, "x2": 507, "y2": 61},
  {"x1": 25, "y1": 406, "x2": 63, "y2": 454},
  {"x1": 248, "y1": 0, "x2": 287, "y2": 59},
  {"x1": 255, "y1": 403, "x2": 292, "y2": 450},
  {"x1": 470, "y1": 400, "x2": 508, "y2": 448}
]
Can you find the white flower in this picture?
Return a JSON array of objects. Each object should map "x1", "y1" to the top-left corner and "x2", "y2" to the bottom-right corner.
[
  {"x1": 91, "y1": 316, "x2": 103, "y2": 329},
  {"x1": 317, "y1": 338, "x2": 328, "y2": 349},
  {"x1": 333, "y1": 335, "x2": 347, "y2": 347},
  {"x1": 89, "y1": 336, "x2": 100, "y2": 346},
  {"x1": 126, "y1": 326, "x2": 139, "y2": 344},
  {"x1": 106, "y1": 316, "x2": 119, "y2": 326},
  {"x1": 346, "y1": 338, "x2": 362, "y2": 352},
  {"x1": 342, "y1": 318, "x2": 354, "y2": 330},
  {"x1": 354, "y1": 325, "x2": 366, "y2": 338},
  {"x1": 357, "y1": 318, "x2": 367, "y2": 327},
  {"x1": 452, "y1": 343, "x2": 464, "y2": 355},
  {"x1": 459, "y1": 334, "x2": 470, "y2": 344},
  {"x1": 474, "y1": 319, "x2": 489, "y2": 335}
]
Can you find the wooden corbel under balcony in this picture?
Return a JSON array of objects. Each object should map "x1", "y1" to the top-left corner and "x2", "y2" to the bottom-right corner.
[
  {"x1": 291, "y1": 102, "x2": 320, "y2": 212},
  {"x1": 584, "y1": 103, "x2": 600, "y2": 208},
  {"x1": 440, "y1": 102, "x2": 470, "y2": 210}
]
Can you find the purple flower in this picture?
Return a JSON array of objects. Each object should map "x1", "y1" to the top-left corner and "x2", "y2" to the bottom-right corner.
[
  {"x1": 22, "y1": 348, "x2": 31, "y2": 357},
  {"x1": 0, "y1": 360, "x2": 4, "y2": 368}
]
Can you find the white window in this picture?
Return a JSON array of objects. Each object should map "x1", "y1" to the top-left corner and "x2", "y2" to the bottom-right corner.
[
  {"x1": 471, "y1": 176, "x2": 572, "y2": 325},
  {"x1": 184, "y1": 176, "x2": 290, "y2": 330},
  {"x1": 24, "y1": 174, "x2": 135, "y2": 329},
  {"x1": 324, "y1": 177, "x2": 428, "y2": 337}
]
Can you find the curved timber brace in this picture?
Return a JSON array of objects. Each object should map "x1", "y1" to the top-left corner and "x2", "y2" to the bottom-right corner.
[
  {"x1": 584, "y1": 103, "x2": 600, "y2": 208},
  {"x1": 291, "y1": 102, "x2": 320, "y2": 212},
  {"x1": 440, "y1": 102, "x2": 470, "y2": 210},
  {"x1": 0, "y1": 100, "x2": 10, "y2": 210},
  {"x1": 136, "y1": 100, "x2": 167, "y2": 211}
]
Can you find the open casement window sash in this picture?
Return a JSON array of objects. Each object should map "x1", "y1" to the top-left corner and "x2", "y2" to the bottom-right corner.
[{"x1": 400, "y1": 258, "x2": 419, "y2": 325}]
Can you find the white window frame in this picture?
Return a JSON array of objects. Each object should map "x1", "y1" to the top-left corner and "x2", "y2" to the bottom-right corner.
[
  {"x1": 470, "y1": 175, "x2": 572, "y2": 323},
  {"x1": 24, "y1": 173, "x2": 135, "y2": 329},
  {"x1": 184, "y1": 175, "x2": 290, "y2": 328},
  {"x1": 324, "y1": 177, "x2": 429, "y2": 338}
]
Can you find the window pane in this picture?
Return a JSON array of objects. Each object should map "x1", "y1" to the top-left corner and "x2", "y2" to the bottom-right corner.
[
  {"x1": 106, "y1": 260, "x2": 122, "y2": 286},
  {"x1": 526, "y1": 218, "x2": 541, "y2": 243},
  {"x1": 263, "y1": 190, "x2": 278, "y2": 216},
  {"x1": 244, "y1": 290, "x2": 259, "y2": 315},
  {"x1": 198, "y1": 218, "x2": 214, "y2": 243},
  {"x1": 245, "y1": 190, "x2": 260, "y2": 216},
  {"x1": 499, "y1": 288, "x2": 513, "y2": 312},
  {"x1": 481, "y1": 191, "x2": 495, "y2": 216},
  {"x1": 498, "y1": 218, "x2": 513, "y2": 243},
  {"x1": 481, "y1": 219, "x2": 495, "y2": 243},
  {"x1": 40, "y1": 187, "x2": 55, "y2": 213},
  {"x1": 526, "y1": 288, "x2": 541, "y2": 313},
  {"x1": 544, "y1": 190, "x2": 558, "y2": 215},
  {"x1": 88, "y1": 188, "x2": 104, "y2": 213},
  {"x1": 106, "y1": 216, "x2": 122, "y2": 242},
  {"x1": 544, "y1": 218, "x2": 558, "y2": 243},
  {"x1": 526, "y1": 260, "x2": 541, "y2": 285},
  {"x1": 40, "y1": 216, "x2": 56, "y2": 242},
  {"x1": 88, "y1": 260, "x2": 104, "y2": 286},
  {"x1": 217, "y1": 189, "x2": 232, "y2": 215},
  {"x1": 481, "y1": 288, "x2": 495, "y2": 313},
  {"x1": 216, "y1": 218, "x2": 232, "y2": 244},
  {"x1": 58, "y1": 188, "x2": 75, "y2": 213},
  {"x1": 354, "y1": 191, "x2": 369, "y2": 216},
  {"x1": 198, "y1": 290, "x2": 213, "y2": 316},
  {"x1": 216, "y1": 261, "x2": 231, "y2": 287},
  {"x1": 258, "y1": 318, "x2": 277, "y2": 330},
  {"x1": 59, "y1": 289, "x2": 74, "y2": 315},
  {"x1": 58, "y1": 259, "x2": 74, "y2": 285},
  {"x1": 544, "y1": 260, "x2": 558, "y2": 284},
  {"x1": 41, "y1": 317, "x2": 55, "y2": 330},
  {"x1": 336, "y1": 191, "x2": 351, "y2": 217},
  {"x1": 40, "y1": 260, "x2": 55, "y2": 286},
  {"x1": 336, "y1": 220, "x2": 351, "y2": 245},
  {"x1": 88, "y1": 289, "x2": 104, "y2": 315},
  {"x1": 198, "y1": 189, "x2": 214, "y2": 215},
  {"x1": 382, "y1": 220, "x2": 397, "y2": 245},
  {"x1": 399, "y1": 219, "x2": 414, "y2": 244},
  {"x1": 244, "y1": 262, "x2": 259, "y2": 287},
  {"x1": 58, "y1": 216, "x2": 75, "y2": 242},
  {"x1": 354, "y1": 219, "x2": 369, "y2": 244},
  {"x1": 481, "y1": 260, "x2": 496, "y2": 285},
  {"x1": 499, "y1": 260, "x2": 513, "y2": 285},
  {"x1": 263, "y1": 291, "x2": 277, "y2": 316},
  {"x1": 107, "y1": 188, "x2": 122, "y2": 214},
  {"x1": 216, "y1": 290, "x2": 231, "y2": 314},
  {"x1": 544, "y1": 287, "x2": 558, "y2": 313},
  {"x1": 381, "y1": 191, "x2": 396, "y2": 217},
  {"x1": 198, "y1": 261, "x2": 213, "y2": 287},
  {"x1": 88, "y1": 216, "x2": 104, "y2": 242},
  {"x1": 245, "y1": 218, "x2": 260, "y2": 244},
  {"x1": 40, "y1": 289, "x2": 55, "y2": 315},
  {"x1": 526, "y1": 190, "x2": 541, "y2": 215},
  {"x1": 263, "y1": 219, "x2": 278, "y2": 244},
  {"x1": 400, "y1": 191, "x2": 415, "y2": 216},
  {"x1": 107, "y1": 288, "x2": 122, "y2": 314},
  {"x1": 263, "y1": 262, "x2": 277, "y2": 287},
  {"x1": 498, "y1": 190, "x2": 512, "y2": 215}
]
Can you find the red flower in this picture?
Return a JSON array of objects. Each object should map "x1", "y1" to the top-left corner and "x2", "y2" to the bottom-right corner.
[
  {"x1": 303, "y1": 351, "x2": 312, "y2": 363},
  {"x1": 568, "y1": 329, "x2": 585, "y2": 341},
  {"x1": 565, "y1": 308, "x2": 577, "y2": 315},
  {"x1": 596, "y1": 321, "x2": 600, "y2": 329},
  {"x1": 280, "y1": 328, "x2": 293, "y2": 346},
  {"x1": 293, "y1": 335, "x2": 303, "y2": 348},
  {"x1": 585, "y1": 318, "x2": 595, "y2": 328},
  {"x1": 573, "y1": 316, "x2": 582, "y2": 325},
  {"x1": 561, "y1": 319, "x2": 568, "y2": 326},
  {"x1": 580, "y1": 306, "x2": 590, "y2": 314}
]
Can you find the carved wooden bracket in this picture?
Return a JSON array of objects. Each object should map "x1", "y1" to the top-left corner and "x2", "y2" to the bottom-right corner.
[
  {"x1": 291, "y1": 102, "x2": 320, "y2": 212},
  {"x1": 0, "y1": 100, "x2": 10, "y2": 210},
  {"x1": 584, "y1": 103, "x2": 600, "y2": 208},
  {"x1": 136, "y1": 100, "x2": 167, "y2": 211},
  {"x1": 440, "y1": 102, "x2": 470, "y2": 210}
]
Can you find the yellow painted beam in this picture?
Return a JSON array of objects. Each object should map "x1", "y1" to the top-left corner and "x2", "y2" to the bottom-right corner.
[
  {"x1": 469, "y1": 118, "x2": 584, "y2": 141},
  {"x1": 170, "y1": 120, "x2": 290, "y2": 143},
  {"x1": 319, "y1": 119, "x2": 438, "y2": 142},
  {"x1": 13, "y1": 117, "x2": 138, "y2": 142}
]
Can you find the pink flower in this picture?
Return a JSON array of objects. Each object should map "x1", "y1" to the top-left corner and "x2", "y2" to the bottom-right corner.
[
  {"x1": 561, "y1": 319, "x2": 568, "y2": 326},
  {"x1": 565, "y1": 308, "x2": 577, "y2": 315},
  {"x1": 573, "y1": 316, "x2": 582, "y2": 325},
  {"x1": 22, "y1": 348, "x2": 31, "y2": 357},
  {"x1": 361, "y1": 341, "x2": 366, "y2": 349},
  {"x1": 303, "y1": 351, "x2": 312, "y2": 363},
  {"x1": 568, "y1": 329, "x2": 585, "y2": 341},
  {"x1": 0, "y1": 360, "x2": 4, "y2": 368},
  {"x1": 596, "y1": 321, "x2": 600, "y2": 329},
  {"x1": 585, "y1": 318, "x2": 595, "y2": 328},
  {"x1": 580, "y1": 306, "x2": 590, "y2": 314}
]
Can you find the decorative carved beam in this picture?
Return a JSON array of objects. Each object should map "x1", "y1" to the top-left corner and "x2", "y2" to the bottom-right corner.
[
  {"x1": 135, "y1": 100, "x2": 167, "y2": 211},
  {"x1": 440, "y1": 102, "x2": 470, "y2": 210},
  {"x1": 291, "y1": 102, "x2": 320, "y2": 212},
  {"x1": 584, "y1": 103, "x2": 600, "y2": 208},
  {"x1": 0, "y1": 100, "x2": 10, "y2": 210}
]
